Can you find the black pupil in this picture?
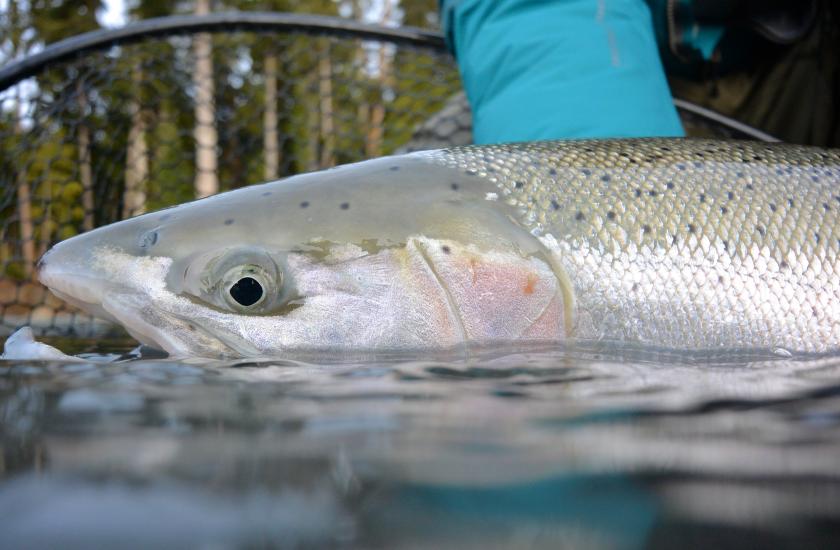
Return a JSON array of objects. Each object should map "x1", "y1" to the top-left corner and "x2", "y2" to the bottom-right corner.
[{"x1": 229, "y1": 277, "x2": 263, "y2": 307}]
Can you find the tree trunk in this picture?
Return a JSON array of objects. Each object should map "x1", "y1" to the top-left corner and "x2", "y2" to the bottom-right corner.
[
  {"x1": 77, "y1": 83, "x2": 95, "y2": 232},
  {"x1": 305, "y1": 66, "x2": 320, "y2": 172},
  {"x1": 123, "y1": 63, "x2": 149, "y2": 218},
  {"x1": 14, "y1": 113, "x2": 36, "y2": 279},
  {"x1": 366, "y1": 0, "x2": 394, "y2": 158},
  {"x1": 192, "y1": 0, "x2": 218, "y2": 198},
  {"x1": 8, "y1": 5, "x2": 36, "y2": 279},
  {"x1": 263, "y1": 53, "x2": 280, "y2": 181},
  {"x1": 318, "y1": 51, "x2": 335, "y2": 168}
]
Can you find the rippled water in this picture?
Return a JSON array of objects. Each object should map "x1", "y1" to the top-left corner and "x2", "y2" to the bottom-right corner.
[{"x1": 2, "y1": 340, "x2": 840, "y2": 549}]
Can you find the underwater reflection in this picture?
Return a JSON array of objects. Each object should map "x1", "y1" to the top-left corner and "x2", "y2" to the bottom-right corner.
[{"x1": 2, "y1": 342, "x2": 840, "y2": 548}]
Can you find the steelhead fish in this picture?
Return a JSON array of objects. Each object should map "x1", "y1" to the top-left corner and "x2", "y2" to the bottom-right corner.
[{"x1": 38, "y1": 139, "x2": 840, "y2": 357}]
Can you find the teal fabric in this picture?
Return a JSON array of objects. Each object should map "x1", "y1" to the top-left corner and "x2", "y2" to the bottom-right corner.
[
  {"x1": 646, "y1": 0, "x2": 725, "y2": 61},
  {"x1": 440, "y1": 0, "x2": 685, "y2": 143}
]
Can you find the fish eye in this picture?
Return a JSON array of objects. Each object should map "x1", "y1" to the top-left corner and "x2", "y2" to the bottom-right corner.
[
  {"x1": 221, "y1": 264, "x2": 278, "y2": 312},
  {"x1": 179, "y1": 246, "x2": 291, "y2": 314},
  {"x1": 229, "y1": 277, "x2": 263, "y2": 306}
]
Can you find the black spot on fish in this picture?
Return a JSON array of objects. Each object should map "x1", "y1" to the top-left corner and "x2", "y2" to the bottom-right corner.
[
  {"x1": 620, "y1": 152, "x2": 630, "y2": 158},
  {"x1": 634, "y1": 189, "x2": 642, "y2": 198},
  {"x1": 727, "y1": 191, "x2": 734, "y2": 200},
  {"x1": 677, "y1": 164, "x2": 686, "y2": 171},
  {"x1": 661, "y1": 146, "x2": 671, "y2": 152},
  {"x1": 666, "y1": 181, "x2": 674, "y2": 189},
  {"x1": 601, "y1": 175, "x2": 611, "y2": 183},
  {"x1": 824, "y1": 202, "x2": 831, "y2": 211},
  {"x1": 300, "y1": 201, "x2": 309, "y2": 208},
  {"x1": 442, "y1": 245, "x2": 451, "y2": 254},
  {"x1": 390, "y1": 166, "x2": 400, "y2": 171},
  {"x1": 746, "y1": 184, "x2": 754, "y2": 190},
  {"x1": 813, "y1": 306, "x2": 819, "y2": 318},
  {"x1": 757, "y1": 225, "x2": 765, "y2": 236},
  {"x1": 699, "y1": 193, "x2": 706, "y2": 203},
  {"x1": 514, "y1": 181, "x2": 523, "y2": 189},
  {"x1": 551, "y1": 200, "x2": 561, "y2": 211},
  {"x1": 224, "y1": 219, "x2": 234, "y2": 225},
  {"x1": 340, "y1": 202, "x2": 350, "y2": 210},
  {"x1": 769, "y1": 203, "x2": 776, "y2": 212},
  {"x1": 262, "y1": 191, "x2": 272, "y2": 197},
  {"x1": 815, "y1": 233, "x2": 821, "y2": 244},
  {"x1": 693, "y1": 161, "x2": 703, "y2": 168},
  {"x1": 722, "y1": 240, "x2": 729, "y2": 251},
  {"x1": 642, "y1": 225, "x2": 651, "y2": 234},
  {"x1": 631, "y1": 283, "x2": 639, "y2": 292},
  {"x1": 813, "y1": 175, "x2": 821, "y2": 182},
  {"x1": 753, "y1": 155, "x2": 763, "y2": 161},
  {"x1": 451, "y1": 183, "x2": 460, "y2": 191},
  {"x1": 549, "y1": 168, "x2": 557, "y2": 176},
  {"x1": 581, "y1": 169, "x2": 592, "y2": 176},
  {"x1": 736, "y1": 171, "x2": 744, "y2": 178},
  {"x1": 648, "y1": 190, "x2": 657, "y2": 197},
  {"x1": 788, "y1": 198, "x2": 795, "y2": 207},
  {"x1": 718, "y1": 275, "x2": 725, "y2": 284},
  {"x1": 720, "y1": 206, "x2": 728, "y2": 214},
  {"x1": 688, "y1": 224, "x2": 696, "y2": 234},
  {"x1": 607, "y1": 211, "x2": 616, "y2": 220},
  {"x1": 780, "y1": 260, "x2": 789, "y2": 269},
  {"x1": 575, "y1": 211, "x2": 585, "y2": 221}
]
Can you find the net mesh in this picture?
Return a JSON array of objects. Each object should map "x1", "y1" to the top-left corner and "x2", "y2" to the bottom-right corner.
[{"x1": 0, "y1": 24, "x2": 462, "y2": 337}]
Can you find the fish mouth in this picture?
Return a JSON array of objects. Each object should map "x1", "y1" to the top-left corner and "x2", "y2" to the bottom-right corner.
[
  {"x1": 38, "y1": 255, "x2": 120, "y2": 325},
  {"x1": 37, "y1": 245, "x2": 173, "y2": 352},
  {"x1": 38, "y1": 244, "x2": 253, "y2": 357}
]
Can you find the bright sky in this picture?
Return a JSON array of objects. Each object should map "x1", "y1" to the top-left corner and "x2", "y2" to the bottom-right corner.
[{"x1": 99, "y1": 0, "x2": 127, "y2": 28}]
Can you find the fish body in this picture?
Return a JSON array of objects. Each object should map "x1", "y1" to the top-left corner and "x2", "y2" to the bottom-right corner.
[{"x1": 38, "y1": 139, "x2": 840, "y2": 356}]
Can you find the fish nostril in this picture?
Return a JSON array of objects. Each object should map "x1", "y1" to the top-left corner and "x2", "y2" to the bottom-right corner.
[{"x1": 138, "y1": 229, "x2": 159, "y2": 250}]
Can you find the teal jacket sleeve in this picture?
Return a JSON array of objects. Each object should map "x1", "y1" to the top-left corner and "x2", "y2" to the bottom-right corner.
[{"x1": 440, "y1": 0, "x2": 685, "y2": 144}]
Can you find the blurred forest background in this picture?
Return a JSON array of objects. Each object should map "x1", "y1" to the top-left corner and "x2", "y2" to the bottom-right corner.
[{"x1": 0, "y1": 0, "x2": 456, "y2": 284}]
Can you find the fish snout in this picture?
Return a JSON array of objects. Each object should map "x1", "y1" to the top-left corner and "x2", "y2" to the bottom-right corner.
[
  {"x1": 36, "y1": 249, "x2": 49, "y2": 273},
  {"x1": 37, "y1": 237, "x2": 107, "y2": 307}
]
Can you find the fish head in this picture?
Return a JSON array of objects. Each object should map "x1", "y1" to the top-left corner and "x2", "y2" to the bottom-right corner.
[{"x1": 38, "y1": 155, "x2": 568, "y2": 356}]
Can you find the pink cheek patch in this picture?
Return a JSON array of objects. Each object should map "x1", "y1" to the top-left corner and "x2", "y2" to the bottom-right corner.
[{"x1": 410, "y1": 238, "x2": 565, "y2": 341}]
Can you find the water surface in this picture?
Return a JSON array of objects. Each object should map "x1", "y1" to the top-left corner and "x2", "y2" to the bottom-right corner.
[{"x1": 2, "y1": 340, "x2": 840, "y2": 549}]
